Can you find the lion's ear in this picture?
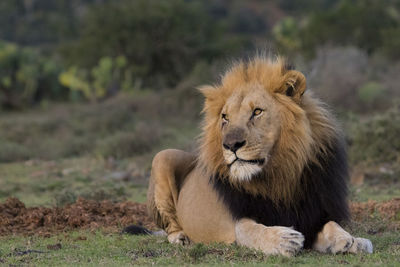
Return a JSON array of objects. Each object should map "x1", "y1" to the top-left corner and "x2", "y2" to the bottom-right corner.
[
  {"x1": 198, "y1": 85, "x2": 225, "y2": 115},
  {"x1": 283, "y1": 70, "x2": 306, "y2": 102},
  {"x1": 198, "y1": 85, "x2": 219, "y2": 101}
]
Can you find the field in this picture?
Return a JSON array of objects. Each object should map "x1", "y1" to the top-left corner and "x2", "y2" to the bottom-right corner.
[
  {"x1": 1, "y1": 0, "x2": 400, "y2": 266},
  {"x1": 0, "y1": 93, "x2": 399, "y2": 266}
]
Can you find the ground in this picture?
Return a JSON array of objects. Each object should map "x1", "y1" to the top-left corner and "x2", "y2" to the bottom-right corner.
[
  {"x1": 0, "y1": 95, "x2": 399, "y2": 266},
  {"x1": 0, "y1": 157, "x2": 399, "y2": 266}
]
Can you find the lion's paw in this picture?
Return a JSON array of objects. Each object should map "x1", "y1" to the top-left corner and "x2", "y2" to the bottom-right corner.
[
  {"x1": 326, "y1": 234, "x2": 373, "y2": 254},
  {"x1": 326, "y1": 232, "x2": 354, "y2": 254},
  {"x1": 267, "y1": 226, "x2": 305, "y2": 257},
  {"x1": 348, "y1": 237, "x2": 373, "y2": 254},
  {"x1": 167, "y1": 231, "x2": 191, "y2": 245}
]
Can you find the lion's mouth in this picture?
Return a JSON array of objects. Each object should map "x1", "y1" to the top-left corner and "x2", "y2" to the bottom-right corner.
[{"x1": 228, "y1": 158, "x2": 265, "y2": 167}]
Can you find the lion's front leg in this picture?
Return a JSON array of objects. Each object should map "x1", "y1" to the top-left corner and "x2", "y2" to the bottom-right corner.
[
  {"x1": 235, "y1": 218, "x2": 304, "y2": 257},
  {"x1": 313, "y1": 221, "x2": 373, "y2": 254},
  {"x1": 147, "y1": 149, "x2": 195, "y2": 245}
]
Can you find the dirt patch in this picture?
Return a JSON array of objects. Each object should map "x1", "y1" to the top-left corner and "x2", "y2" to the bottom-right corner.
[
  {"x1": 0, "y1": 197, "x2": 156, "y2": 236},
  {"x1": 1, "y1": 197, "x2": 399, "y2": 236},
  {"x1": 350, "y1": 198, "x2": 400, "y2": 222}
]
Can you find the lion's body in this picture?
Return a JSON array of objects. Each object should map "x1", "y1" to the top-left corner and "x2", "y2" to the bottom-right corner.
[
  {"x1": 176, "y1": 166, "x2": 235, "y2": 243},
  {"x1": 146, "y1": 56, "x2": 373, "y2": 256}
]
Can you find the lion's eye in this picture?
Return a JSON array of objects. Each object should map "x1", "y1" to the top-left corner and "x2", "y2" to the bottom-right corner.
[
  {"x1": 222, "y1": 113, "x2": 229, "y2": 122},
  {"x1": 252, "y1": 108, "x2": 263, "y2": 117}
]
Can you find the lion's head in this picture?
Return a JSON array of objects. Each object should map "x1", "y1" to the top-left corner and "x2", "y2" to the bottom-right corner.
[{"x1": 199, "y1": 57, "x2": 339, "y2": 204}]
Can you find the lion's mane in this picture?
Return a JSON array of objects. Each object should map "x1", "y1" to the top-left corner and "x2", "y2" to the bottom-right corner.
[{"x1": 198, "y1": 57, "x2": 349, "y2": 248}]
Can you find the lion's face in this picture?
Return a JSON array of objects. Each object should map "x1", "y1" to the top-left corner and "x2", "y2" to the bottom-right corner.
[
  {"x1": 220, "y1": 83, "x2": 281, "y2": 181},
  {"x1": 199, "y1": 57, "x2": 313, "y2": 189}
]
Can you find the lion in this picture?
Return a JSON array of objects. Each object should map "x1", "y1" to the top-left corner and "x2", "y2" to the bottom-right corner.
[{"x1": 142, "y1": 56, "x2": 373, "y2": 256}]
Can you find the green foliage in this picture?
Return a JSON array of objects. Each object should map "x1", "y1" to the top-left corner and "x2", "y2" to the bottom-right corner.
[
  {"x1": 62, "y1": 0, "x2": 242, "y2": 87},
  {"x1": 278, "y1": 0, "x2": 400, "y2": 57},
  {"x1": 2, "y1": 1, "x2": 400, "y2": 109},
  {"x1": 0, "y1": 0, "x2": 88, "y2": 45},
  {"x1": 59, "y1": 56, "x2": 133, "y2": 101},
  {"x1": 381, "y1": 27, "x2": 400, "y2": 58},
  {"x1": 273, "y1": 17, "x2": 302, "y2": 55},
  {"x1": 0, "y1": 41, "x2": 66, "y2": 109},
  {"x1": 357, "y1": 81, "x2": 385, "y2": 105}
]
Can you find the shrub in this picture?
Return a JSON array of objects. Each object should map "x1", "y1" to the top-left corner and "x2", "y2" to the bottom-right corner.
[
  {"x1": 357, "y1": 81, "x2": 385, "y2": 106},
  {"x1": 59, "y1": 56, "x2": 135, "y2": 102},
  {"x1": 0, "y1": 41, "x2": 67, "y2": 109},
  {"x1": 306, "y1": 46, "x2": 368, "y2": 110},
  {"x1": 95, "y1": 122, "x2": 163, "y2": 159},
  {"x1": 348, "y1": 101, "x2": 400, "y2": 164},
  {"x1": 298, "y1": 0, "x2": 399, "y2": 57}
]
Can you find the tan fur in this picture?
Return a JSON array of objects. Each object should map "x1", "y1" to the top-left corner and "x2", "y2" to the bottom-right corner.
[
  {"x1": 313, "y1": 221, "x2": 373, "y2": 254},
  {"x1": 146, "y1": 56, "x2": 373, "y2": 256},
  {"x1": 235, "y1": 218, "x2": 304, "y2": 257}
]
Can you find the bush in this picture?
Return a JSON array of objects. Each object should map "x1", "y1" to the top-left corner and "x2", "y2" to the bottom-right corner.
[
  {"x1": 95, "y1": 122, "x2": 163, "y2": 159},
  {"x1": 348, "y1": 102, "x2": 400, "y2": 164},
  {"x1": 59, "y1": 56, "x2": 134, "y2": 102},
  {"x1": 0, "y1": 41, "x2": 67, "y2": 109},
  {"x1": 273, "y1": 1, "x2": 400, "y2": 58},
  {"x1": 299, "y1": 0, "x2": 399, "y2": 57},
  {"x1": 357, "y1": 81, "x2": 385, "y2": 106},
  {"x1": 306, "y1": 46, "x2": 368, "y2": 110},
  {"x1": 272, "y1": 17, "x2": 301, "y2": 55}
]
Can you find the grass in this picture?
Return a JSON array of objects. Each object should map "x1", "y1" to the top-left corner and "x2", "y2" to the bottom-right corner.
[
  {"x1": 1, "y1": 156, "x2": 398, "y2": 207},
  {"x1": 0, "y1": 157, "x2": 149, "y2": 206},
  {"x1": 0, "y1": 228, "x2": 399, "y2": 266},
  {"x1": 350, "y1": 181, "x2": 400, "y2": 202},
  {"x1": 0, "y1": 91, "x2": 201, "y2": 163}
]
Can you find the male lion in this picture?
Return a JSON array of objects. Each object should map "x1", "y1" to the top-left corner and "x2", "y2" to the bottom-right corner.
[{"x1": 144, "y1": 56, "x2": 373, "y2": 256}]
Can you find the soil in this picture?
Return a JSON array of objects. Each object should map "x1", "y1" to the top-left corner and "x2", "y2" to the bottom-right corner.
[
  {"x1": 1, "y1": 197, "x2": 399, "y2": 236},
  {"x1": 350, "y1": 198, "x2": 400, "y2": 222},
  {"x1": 0, "y1": 197, "x2": 156, "y2": 236}
]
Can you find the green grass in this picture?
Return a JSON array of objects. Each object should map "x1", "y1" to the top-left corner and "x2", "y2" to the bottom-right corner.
[
  {"x1": 0, "y1": 228, "x2": 399, "y2": 266},
  {"x1": 0, "y1": 157, "x2": 150, "y2": 206},
  {"x1": 350, "y1": 182, "x2": 400, "y2": 202},
  {"x1": 1, "y1": 155, "x2": 397, "y2": 207}
]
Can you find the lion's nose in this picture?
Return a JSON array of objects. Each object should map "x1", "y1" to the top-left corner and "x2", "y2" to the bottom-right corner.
[{"x1": 223, "y1": 140, "x2": 246, "y2": 152}]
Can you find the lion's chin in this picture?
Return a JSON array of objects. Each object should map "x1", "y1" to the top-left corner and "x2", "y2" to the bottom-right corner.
[{"x1": 229, "y1": 161, "x2": 263, "y2": 182}]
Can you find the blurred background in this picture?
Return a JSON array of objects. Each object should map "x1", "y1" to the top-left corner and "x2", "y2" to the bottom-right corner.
[{"x1": 0, "y1": 0, "x2": 399, "y2": 207}]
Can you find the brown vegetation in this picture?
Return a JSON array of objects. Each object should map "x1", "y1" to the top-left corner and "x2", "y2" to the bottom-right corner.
[{"x1": 0, "y1": 197, "x2": 156, "y2": 236}]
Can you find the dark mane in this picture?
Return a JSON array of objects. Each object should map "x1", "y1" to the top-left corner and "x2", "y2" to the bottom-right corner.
[{"x1": 211, "y1": 137, "x2": 349, "y2": 248}]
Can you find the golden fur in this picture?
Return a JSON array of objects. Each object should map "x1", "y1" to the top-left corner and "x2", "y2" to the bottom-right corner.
[{"x1": 198, "y1": 57, "x2": 338, "y2": 204}]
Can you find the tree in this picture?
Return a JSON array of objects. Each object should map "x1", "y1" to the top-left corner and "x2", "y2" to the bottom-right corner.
[{"x1": 61, "y1": 0, "x2": 242, "y2": 88}]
